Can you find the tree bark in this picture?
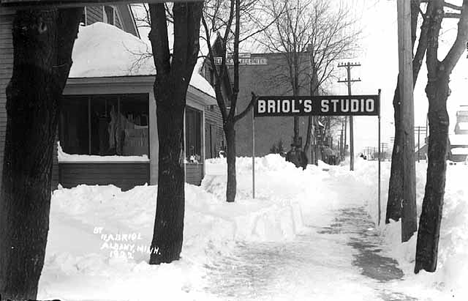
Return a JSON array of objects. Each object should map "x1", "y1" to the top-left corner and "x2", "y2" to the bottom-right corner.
[
  {"x1": 0, "y1": 8, "x2": 81, "y2": 300},
  {"x1": 148, "y1": 2, "x2": 203, "y2": 264},
  {"x1": 225, "y1": 121, "x2": 237, "y2": 203},
  {"x1": 150, "y1": 75, "x2": 187, "y2": 264},
  {"x1": 386, "y1": 81, "x2": 404, "y2": 223},
  {"x1": 415, "y1": 73, "x2": 450, "y2": 273},
  {"x1": 415, "y1": 0, "x2": 468, "y2": 273}
]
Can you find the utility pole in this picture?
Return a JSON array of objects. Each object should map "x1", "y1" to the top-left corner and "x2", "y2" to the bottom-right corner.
[
  {"x1": 397, "y1": 0, "x2": 417, "y2": 243},
  {"x1": 415, "y1": 126, "x2": 426, "y2": 162},
  {"x1": 338, "y1": 62, "x2": 361, "y2": 171}
]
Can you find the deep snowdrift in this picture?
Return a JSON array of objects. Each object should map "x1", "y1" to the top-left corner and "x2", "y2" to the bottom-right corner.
[{"x1": 37, "y1": 155, "x2": 467, "y2": 300}]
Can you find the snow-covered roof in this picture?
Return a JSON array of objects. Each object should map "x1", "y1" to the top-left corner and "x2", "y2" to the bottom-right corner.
[
  {"x1": 70, "y1": 22, "x2": 215, "y2": 98},
  {"x1": 457, "y1": 122, "x2": 468, "y2": 131},
  {"x1": 451, "y1": 147, "x2": 468, "y2": 155},
  {"x1": 449, "y1": 134, "x2": 468, "y2": 146}
]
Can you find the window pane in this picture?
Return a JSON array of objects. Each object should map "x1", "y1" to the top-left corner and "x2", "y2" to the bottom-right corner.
[
  {"x1": 60, "y1": 96, "x2": 89, "y2": 155},
  {"x1": 60, "y1": 94, "x2": 149, "y2": 157},
  {"x1": 186, "y1": 107, "x2": 202, "y2": 162},
  {"x1": 119, "y1": 94, "x2": 149, "y2": 156},
  {"x1": 90, "y1": 95, "x2": 117, "y2": 155},
  {"x1": 104, "y1": 6, "x2": 115, "y2": 25}
]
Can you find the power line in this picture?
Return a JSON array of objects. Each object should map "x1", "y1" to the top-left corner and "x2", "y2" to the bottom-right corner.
[{"x1": 338, "y1": 62, "x2": 361, "y2": 171}]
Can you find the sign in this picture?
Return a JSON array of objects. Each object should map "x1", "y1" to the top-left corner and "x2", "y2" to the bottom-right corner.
[
  {"x1": 214, "y1": 57, "x2": 267, "y2": 66},
  {"x1": 1, "y1": 0, "x2": 203, "y2": 7},
  {"x1": 254, "y1": 95, "x2": 380, "y2": 117}
]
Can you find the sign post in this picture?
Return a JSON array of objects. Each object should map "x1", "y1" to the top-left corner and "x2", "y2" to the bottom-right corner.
[
  {"x1": 252, "y1": 108, "x2": 256, "y2": 199},
  {"x1": 377, "y1": 89, "x2": 382, "y2": 225}
]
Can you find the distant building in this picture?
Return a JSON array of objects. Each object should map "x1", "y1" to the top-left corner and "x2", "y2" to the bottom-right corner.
[
  {"x1": 226, "y1": 52, "x2": 311, "y2": 157},
  {"x1": 447, "y1": 106, "x2": 468, "y2": 163},
  {"x1": 454, "y1": 105, "x2": 468, "y2": 135}
]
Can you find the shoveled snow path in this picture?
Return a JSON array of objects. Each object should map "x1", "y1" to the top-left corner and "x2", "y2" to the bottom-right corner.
[{"x1": 202, "y1": 173, "x2": 418, "y2": 301}]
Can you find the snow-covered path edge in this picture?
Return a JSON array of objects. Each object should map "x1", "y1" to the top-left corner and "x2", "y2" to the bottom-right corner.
[{"x1": 37, "y1": 156, "x2": 467, "y2": 300}]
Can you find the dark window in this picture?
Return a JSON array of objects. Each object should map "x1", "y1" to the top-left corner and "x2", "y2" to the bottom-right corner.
[
  {"x1": 104, "y1": 6, "x2": 115, "y2": 25},
  {"x1": 185, "y1": 107, "x2": 202, "y2": 163},
  {"x1": 60, "y1": 94, "x2": 149, "y2": 156}
]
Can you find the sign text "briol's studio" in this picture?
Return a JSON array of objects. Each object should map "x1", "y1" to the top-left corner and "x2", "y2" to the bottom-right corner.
[{"x1": 254, "y1": 95, "x2": 380, "y2": 117}]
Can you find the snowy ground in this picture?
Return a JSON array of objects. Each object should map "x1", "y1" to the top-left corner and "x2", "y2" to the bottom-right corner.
[{"x1": 37, "y1": 155, "x2": 468, "y2": 301}]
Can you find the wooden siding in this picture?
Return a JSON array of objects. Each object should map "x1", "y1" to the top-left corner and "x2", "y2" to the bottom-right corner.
[
  {"x1": 86, "y1": 6, "x2": 103, "y2": 25},
  {"x1": 86, "y1": 5, "x2": 124, "y2": 32},
  {"x1": 59, "y1": 162, "x2": 150, "y2": 191},
  {"x1": 0, "y1": 7, "x2": 14, "y2": 189},
  {"x1": 114, "y1": 7, "x2": 123, "y2": 29},
  {"x1": 59, "y1": 162, "x2": 203, "y2": 189},
  {"x1": 186, "y1": 163, "x2": 203, "y2": 186},
  {"x1": 204, "y1": 105, "x2": 224, "y2": 158}
]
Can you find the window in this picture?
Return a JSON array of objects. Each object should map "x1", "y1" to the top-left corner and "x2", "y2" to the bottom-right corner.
[
  {"x1": 104, "y1": 6, "x2": 115, "y2": 25},
  {"x1": 185, "y1": 107, "x2": 202, "y2": 163},
  {"x1": 60, "y1": 94, "x2": 149, "y2": 156}
]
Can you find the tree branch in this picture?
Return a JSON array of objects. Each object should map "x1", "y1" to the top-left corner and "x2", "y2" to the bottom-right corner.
[
  {"x1": 234, "y1": 92, "x2": 258, "y2": 123},
  {"x1": 442, "y1": 0, "x2": 468, "y2": 73}
]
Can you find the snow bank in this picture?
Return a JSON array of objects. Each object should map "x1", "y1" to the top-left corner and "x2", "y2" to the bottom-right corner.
[
  {"x1": 376, "y1": 162, "x2": 468, "y2": 300},
  {"x1": 57, "y1": 142, "x2": 149, "y2": 162},
  {"x1": 37, "y1": 154, "x2": 467, "y2": 300}
]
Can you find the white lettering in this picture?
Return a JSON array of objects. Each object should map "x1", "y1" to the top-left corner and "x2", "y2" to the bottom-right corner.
[
  {"x1": 304, "y1": 100, "x2": 312, "y2": 113},
  {"x1": 268, "y1": 100, "x2": 275, "y2": 113},
  {"x1": 258, "y1": 100, "x2": 266, "y2": 113},
  {"x1": 341, "y1": 100, "x2": 349, "y2": 112},
  {"x1": 350, "y1": 99, "x2": 359, "y2": 112},
  {"x1": 321, "y1": 99, "x2": 329, "y2": 113},
  {"x1": 282, "y1": 100, "x2": 291, "y2": 113},
  {"x1": 366, "y1": 99, "x2": 374, "y2": 112},
  {"x1": 292, "y1": 100, "x2": 300, "y2": 113},
  {"x1": 331, "y1": 99, "x2": 339, "y2": 112}
]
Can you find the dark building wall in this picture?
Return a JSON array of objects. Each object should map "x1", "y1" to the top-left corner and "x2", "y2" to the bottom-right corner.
[
  {"x1": 59, "y1": 162, "x2": 150, "y2": 191},
  {"x1": 231, "y1": 53, "x2": 311, "y2": 157},
  {"x1": 186, "y1": 163, "x2": 203, "y2": 185},
  {"x1": 0, "y1": 7, "x2": 14, "y2": 188}
]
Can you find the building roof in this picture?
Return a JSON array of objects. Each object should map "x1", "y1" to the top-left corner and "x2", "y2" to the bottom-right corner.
[
  {"x1": 449, "y1": 134, "x2": 468, "y2": 146},
  {"x1": 457, "y1": 122, "x2": 468, "y2": 131},
  {"x1": 70, "y1": 22, "x2": 215, "y2": 99}
]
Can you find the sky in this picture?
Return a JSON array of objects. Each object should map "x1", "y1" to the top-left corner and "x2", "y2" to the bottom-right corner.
[
  {"x1": 131, "y1": 0, "x2": 467, "y2": 153},
  {"x1": 340, "y1": 0, "x2": 468, "y2": 153}
]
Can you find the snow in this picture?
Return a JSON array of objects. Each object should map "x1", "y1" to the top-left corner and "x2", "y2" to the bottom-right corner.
[
  {"x1": 57, "y1": 142, "x2": 149, "y2": 162},
  {"x1": 450, "y1": 134, "x2": 468, "y2": 146},
  {"x1": 37, "y1": 155, "x2": 468, "y2": 300},
  {"x1": 70, "y1": 22, "x2": 215, "y2": 98},
  {"x1": 451, "y1": 147, "x2": 468, "y2": 155},
  {"x1": 458, "y1": 122, "x2": 468, "y2": 131}
]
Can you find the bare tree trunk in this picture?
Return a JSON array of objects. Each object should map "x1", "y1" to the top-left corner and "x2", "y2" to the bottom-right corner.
[
  {"x1": 148, "y1": 2, "x2": 203, "y2": 264},
  {"x1": 415, "y1": 74, "x2": 450, "y2": 273},
  {"x1": 415, "y1": 0, "x2": 468, "y2": 273},
  {"x1": 386, "y1": 81, "x2": 404, "y2": 223},
  {"x1": 225, "y1": 121, "x2": 237, "y2": 202},
  {"x1": 0, "y1": 8, "x2": 81, "y2": 300},
  {"x1": 149, "y1": 75, "x2": 187, "y2": 264}
]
